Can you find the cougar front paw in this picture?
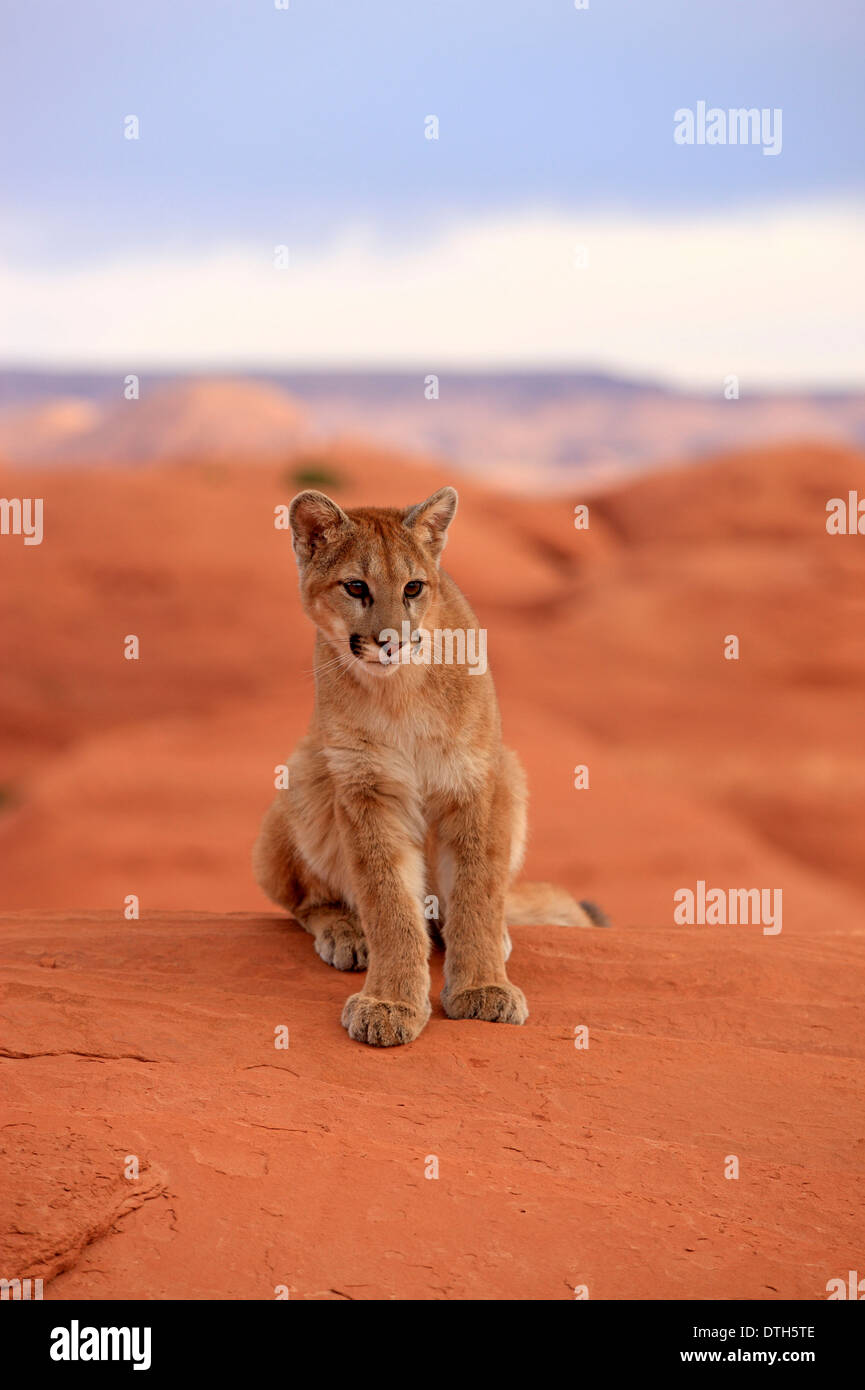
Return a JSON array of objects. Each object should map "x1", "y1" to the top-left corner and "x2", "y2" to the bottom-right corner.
[
  {"x1": 315, "y1": 919, "x2": 368, "y2": 971},
  {"x1": 442, "y1": 981, "x2": 528, "y2": 1025},
  {"x1": 341, "y1": 993, "x2": 429, "y2": 1047}
]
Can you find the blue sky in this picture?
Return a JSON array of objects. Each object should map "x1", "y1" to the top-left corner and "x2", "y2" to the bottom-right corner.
[{"x1": 1, "y1": 0, "x2": 863, "y2": 382}]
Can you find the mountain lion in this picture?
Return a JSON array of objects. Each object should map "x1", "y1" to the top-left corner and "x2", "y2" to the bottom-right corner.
[{"x1": 253, "y1": 486, "x2": 606, "y2": 1047}]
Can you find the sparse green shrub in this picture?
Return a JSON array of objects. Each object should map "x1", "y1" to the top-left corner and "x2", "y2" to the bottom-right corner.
[{"x1": 283, "y1": 460, "x2": 344, "y2": 491}]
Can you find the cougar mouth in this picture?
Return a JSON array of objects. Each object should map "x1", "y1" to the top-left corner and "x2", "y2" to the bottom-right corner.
[
  {"x1": 347, "y1": 632, "x2": 411, "y2": 675},
  {"x1": 349, "y1": 633, "x2": 406, "y2": 663}
]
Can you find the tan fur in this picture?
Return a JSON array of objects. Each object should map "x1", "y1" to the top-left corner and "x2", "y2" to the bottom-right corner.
[
  {"x1": 505, "y1": 883, "x2": 601, "y2": 928},
  {"x1": 253, "y1": 486, "x2": 604, "y2": 1047}
]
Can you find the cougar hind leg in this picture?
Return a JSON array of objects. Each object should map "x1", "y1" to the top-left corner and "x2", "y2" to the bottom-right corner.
[
  {"x1": 253, "y1": 794, "x2": 368, "y2": 971},
  {"x1": 304, "y1": 902, "x2": 368, "y2": 971}
]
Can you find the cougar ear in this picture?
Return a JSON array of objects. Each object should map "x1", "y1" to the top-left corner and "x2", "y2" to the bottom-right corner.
[
  {"x1": 403, "y1": 486, "x2": 458, "y2": 560},
  {"x1": 288, "y1": 491, "x2": 350, "y2": 566}
]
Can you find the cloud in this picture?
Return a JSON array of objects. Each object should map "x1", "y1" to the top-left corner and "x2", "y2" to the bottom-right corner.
[{"x1": 2, "y1": 202, "x2": 863, "y2": 389}]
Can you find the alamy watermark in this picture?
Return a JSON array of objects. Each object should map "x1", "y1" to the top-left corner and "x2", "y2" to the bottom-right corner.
[
  {"x1": 674, "y1": 881, "x2": 782, "y2": 935},
  {"x1": 1, "y1": 1276, "x2": 43, "y2": 1300},
  {"x1": 0, "y1": 497, "x2": 43, "y2": 545},
  {"x1": 50, "y1": 1321, "x2": 151, "y2": 1370},
  {"x1": 674, "y1": 102, "x2": 782, "y2": 156},
  {"x1": 826, "y1": 492, "x2": 865, "y2": 535},
  {"x1": 376, "y1": 622, "x2": 487, "y2": 676}
]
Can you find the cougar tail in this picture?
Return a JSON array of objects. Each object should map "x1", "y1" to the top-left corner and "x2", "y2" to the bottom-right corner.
[{"x1": 505, "y1": 883, "x2": 611, "y2": 928}]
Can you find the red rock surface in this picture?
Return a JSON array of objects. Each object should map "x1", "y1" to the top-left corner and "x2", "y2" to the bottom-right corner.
[
  {"x1": 1, "y1": 438, "x2": 864, "y2": 1298},
  {"x1": 1, "y1": 909, "x2": 862, "y2": 1300}
]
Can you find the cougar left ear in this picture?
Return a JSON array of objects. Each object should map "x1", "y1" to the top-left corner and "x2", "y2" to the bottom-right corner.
[{"x1": 403, "y1": 487, "x2": 458, "y2": 560}]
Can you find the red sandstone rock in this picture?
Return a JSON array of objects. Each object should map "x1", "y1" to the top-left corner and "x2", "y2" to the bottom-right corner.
[
  {"x1": 0, "y1": 910, "x2": 862, "y2": 1299},
  {"x1": 0, "y1": 439, "x2": 863, "y2": 1297}
]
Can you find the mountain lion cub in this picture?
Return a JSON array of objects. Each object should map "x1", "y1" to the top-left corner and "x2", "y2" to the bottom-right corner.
[{"x1": 253, "y1": 486, "x2": 605, "y2": 1047}]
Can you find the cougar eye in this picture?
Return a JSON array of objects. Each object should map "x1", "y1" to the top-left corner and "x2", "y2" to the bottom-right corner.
[
  {"x1": 343, "y1": 580, "x2": 369, "y2": 599},
  {"x1": 404, "y1": 580, "x2": 424, "y2": 599}
]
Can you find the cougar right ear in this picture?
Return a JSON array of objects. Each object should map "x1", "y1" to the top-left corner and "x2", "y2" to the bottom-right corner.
[{"x1": 288, "y1": 491, "x2": 351, "y2": 566}]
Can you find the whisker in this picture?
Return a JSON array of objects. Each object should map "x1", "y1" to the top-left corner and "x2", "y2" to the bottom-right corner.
[{"x1": 302, "y1": 649, "x2": 359, "y2": 679}]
